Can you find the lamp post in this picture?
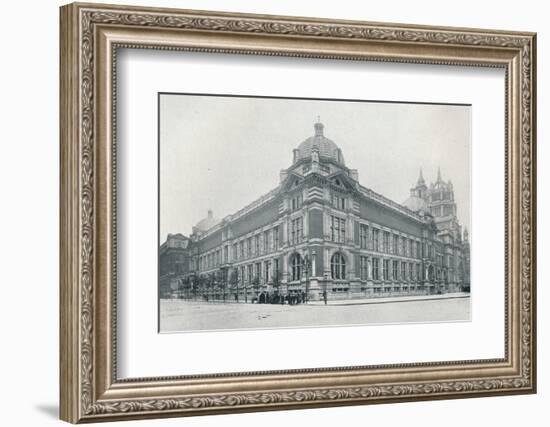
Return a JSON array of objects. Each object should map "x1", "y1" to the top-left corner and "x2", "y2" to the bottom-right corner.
[
  {"x1": 303, "y1": 250, "x2": 316, "y2": 304},
  {"x1": 323, "y1": 272, "x2": 329, "y2": 305},
  {"x1": 303, "y1": 254, "x2": 310, "y2": 304}
]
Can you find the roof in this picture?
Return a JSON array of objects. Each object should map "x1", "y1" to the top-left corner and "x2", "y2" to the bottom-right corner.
[{"x1": 295, "y1": 121, "x2": 345, "y2": 166}]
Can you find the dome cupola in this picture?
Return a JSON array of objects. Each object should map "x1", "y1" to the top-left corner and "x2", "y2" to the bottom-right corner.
[{"x1": 294, "y1": 120, "x2": 345, "y2": 166}]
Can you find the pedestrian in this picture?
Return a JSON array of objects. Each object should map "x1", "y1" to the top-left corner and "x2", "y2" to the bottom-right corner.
[{"x1": 323, "y1": 291, "x2": 328, "y2": 305}]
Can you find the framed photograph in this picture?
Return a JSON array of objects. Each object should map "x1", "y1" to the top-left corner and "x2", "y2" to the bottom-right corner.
[{"x1": 60, "y1": 2, "x2": 537, "y2": 423}]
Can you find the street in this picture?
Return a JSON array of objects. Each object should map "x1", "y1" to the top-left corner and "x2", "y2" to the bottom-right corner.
[{"x1": 160, "y1": 295, "x2": 471, "y2": 332}]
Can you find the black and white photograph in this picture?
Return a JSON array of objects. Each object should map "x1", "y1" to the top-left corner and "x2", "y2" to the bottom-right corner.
[{"x1": 158, "y1": 93, "x2": 471, "y2": 333}]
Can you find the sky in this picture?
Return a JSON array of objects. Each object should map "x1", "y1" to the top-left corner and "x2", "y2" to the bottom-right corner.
[{"x1": 159, "y1": 94, "x2": 471, "y2": 241}]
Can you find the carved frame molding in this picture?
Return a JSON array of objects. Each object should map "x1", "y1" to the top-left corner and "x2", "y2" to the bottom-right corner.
[{"x1": 60, "y1": 2, "x2": 536, "y2": 423}]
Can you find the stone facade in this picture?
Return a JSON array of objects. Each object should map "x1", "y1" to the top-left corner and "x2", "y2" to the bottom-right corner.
[
  {"x1": 159, "y1": 233, "x2": 191, "y2": 298},
  {"x1": 160, "y1": 120, "x2": 470, "y2": 301}
]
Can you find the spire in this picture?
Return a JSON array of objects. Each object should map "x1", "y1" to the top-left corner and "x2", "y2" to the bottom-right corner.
[
  {"x1": 437, "y1": 167, "x2": 442, "y2": 182},
  {"x1": 417, "y1": 168, "x2": 426, "y2": 186},
  {"x1": 207, "y1": 208, "x2": 213, "y2": 218},
  {"x1": 314, "y1": 117, "x2": 324, "y2": 136}
]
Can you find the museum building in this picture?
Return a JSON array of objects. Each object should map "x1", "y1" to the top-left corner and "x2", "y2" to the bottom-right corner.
[{"x1": 160, "y1": 120, "x2": 470, "y2": 301}]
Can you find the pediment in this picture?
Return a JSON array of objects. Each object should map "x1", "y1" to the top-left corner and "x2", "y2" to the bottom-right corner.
[
  {"x1": 327, "y1": 172, "x2": 357, "y2": 192},
  {"x1": 280, "y1": 171, "x2": 304, "y2": 192}
]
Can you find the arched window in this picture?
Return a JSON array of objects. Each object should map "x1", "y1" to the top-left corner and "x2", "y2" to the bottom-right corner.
[
  {"x1": 290, "y1": 253, "x2": 302, "y2": 282},
  {"x1": 331, "y1": 253, "x2": 346, "y2": 280}
]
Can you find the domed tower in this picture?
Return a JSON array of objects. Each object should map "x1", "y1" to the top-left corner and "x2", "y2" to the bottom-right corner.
[
  {"x1": 293, "y1": 119, "x2": 345, "y2": 167},
  {"x1": 191, "y1": 209, "x2": 220, "y2": 239},
  {"x1": 403, "y1": 169, "x2": 429, "y2": 214},
  {"x1": 284, "y1": 119, "x2": 354, "y2": 182}
]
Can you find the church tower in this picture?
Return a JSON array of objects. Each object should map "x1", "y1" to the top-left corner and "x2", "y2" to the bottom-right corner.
[
  {"x1": 428, "y1": 168, "x2": 459, "y2": 234},
  {"x1": 410, "y1": 168, "x2": 428, "y2": 200}
]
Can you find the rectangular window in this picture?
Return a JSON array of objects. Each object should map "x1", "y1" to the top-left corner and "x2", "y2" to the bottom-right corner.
[
  {"x1": 254, "y1": 235, "x2": 260, "y2": 255},
  {"x1": 359, "y1": 224, "x2": 369, "y2": 249},
  {"x1": 415, "y1": 264, "x2": 420, "y2": 281},
  {"x1": 372, "y1": 258, "x2": 380, "y2": 281},
  {"x1": 383, "y1": 231, "x2": 390, "y2": 253},
  {"x1": 224, "y1": 246, "x2": 228, "y2": 263},
  {"x1": 291, "y1": 217, "x2": 303, "y2": 244},
  {"x1": 255, "y1": 263, "x2": 261, "y2": 280},
  {"x1": 331, "y1": 216, "x2": 346, "y2": 243},
  {"x1": 264, "y1": 231, "x2": 269, "y2": 253},
  {"x1": 360, "y1": 256, "x2": 369, "y2": 280},
  {"x1": 273, "y1": 227, "x2": 279, "y2": 249},
  {"x1": 393, "y1": 234, "x2": 399, "y2": 254},
  {"x1": 247, "y1": 265, "x2": 253, "y2": 284},
  {"x1": 332, "y1": 194, "x2": 345, "y2": 210},
  {"x1": 291, "y1": 193, "x2": 303, "y2": 211},
  {"x1": 392, "y1": 260, "x2": 398, "y2": 280},
  {"x1": 359, "y1": 224, "x2": 368, "y2": 249},
  {"x1": 401, "y1": 262, "x2": 406, "y2": 281},
  {"x1": 274, "y1": 258, "x2": 279, "y2": 280},
  {"x1": 416, "y1": 241, "x2": 421, "y2": 259},
  {"x1": 264, "y1": 261, "x2": 270, "y2": 283},
  {"x1": 372, "y1": 229, "x2": 380, "y2": 252},
  {"x1": 383, "y1": 259, "x2": 390, "y2": 281}
]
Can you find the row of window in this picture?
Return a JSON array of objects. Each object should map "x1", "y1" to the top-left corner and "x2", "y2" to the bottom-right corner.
[
  {"x1": 199, "y1": 227, "x2": 281, "y2": 271},
  {"x1": 236, "y1": 259, "x2": 280, "y2": 285},
  {"x1": 431, "y1": 205, "x2": 455, "y2": 217},
  {"x1": 431, "y1": 191, "x2": 453, "y2": 202},
  {"x1": 231, "y1": 227, "x2": 280, "y2": 262},
  {"x1": 289, "y1": 252, "x2": 347, "y2": 281},
  {"x1": 198, "y1": 249, "x2": 223, "y2": 272},
  {"x1": 358, "y1": 224, "x2": 422, "y2": 258},
  {"x1": 360, "y1": 256, "x2": 422, "y2": 282},
  {"x1": 357, "y1": 224, "x2": 447, "y2": 261},
  {"x1": 199, "y1": 220, "x2": 452, "y2": 272}
]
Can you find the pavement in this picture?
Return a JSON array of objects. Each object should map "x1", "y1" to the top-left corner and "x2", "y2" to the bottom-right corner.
[
  {"x1": 308, "y1": 292, "x2": 470, "y2": 306},
  {"x1": 160, "y1": 294, "x2": 471, "y2": 332}
]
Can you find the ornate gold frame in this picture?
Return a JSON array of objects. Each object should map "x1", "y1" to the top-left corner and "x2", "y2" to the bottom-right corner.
[{"x1": 59, "y1": 2, "x2": 537, "y2": 423}]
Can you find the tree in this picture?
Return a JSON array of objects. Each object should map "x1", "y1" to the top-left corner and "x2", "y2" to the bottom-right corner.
[
  {"x1": 272, "y1": 270, "x2": 281, "y2": 292},
  {"x1": 251, "y1": 276, "x2": 261, "y2": 297},
  {"x1": 180, "y1": 276, "x2": 191, "y2": 299},
  {"x1": 198, "y1": 274, "x2": 209, "y2": 301},
  {"x1": 229, "y1": 269, "x2": 240, "y2": 302}
]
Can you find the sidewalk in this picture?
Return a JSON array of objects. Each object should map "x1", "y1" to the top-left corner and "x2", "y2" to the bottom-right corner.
[{"x1": 308, "y1": 292, "x2": 470, "y2": 306}]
